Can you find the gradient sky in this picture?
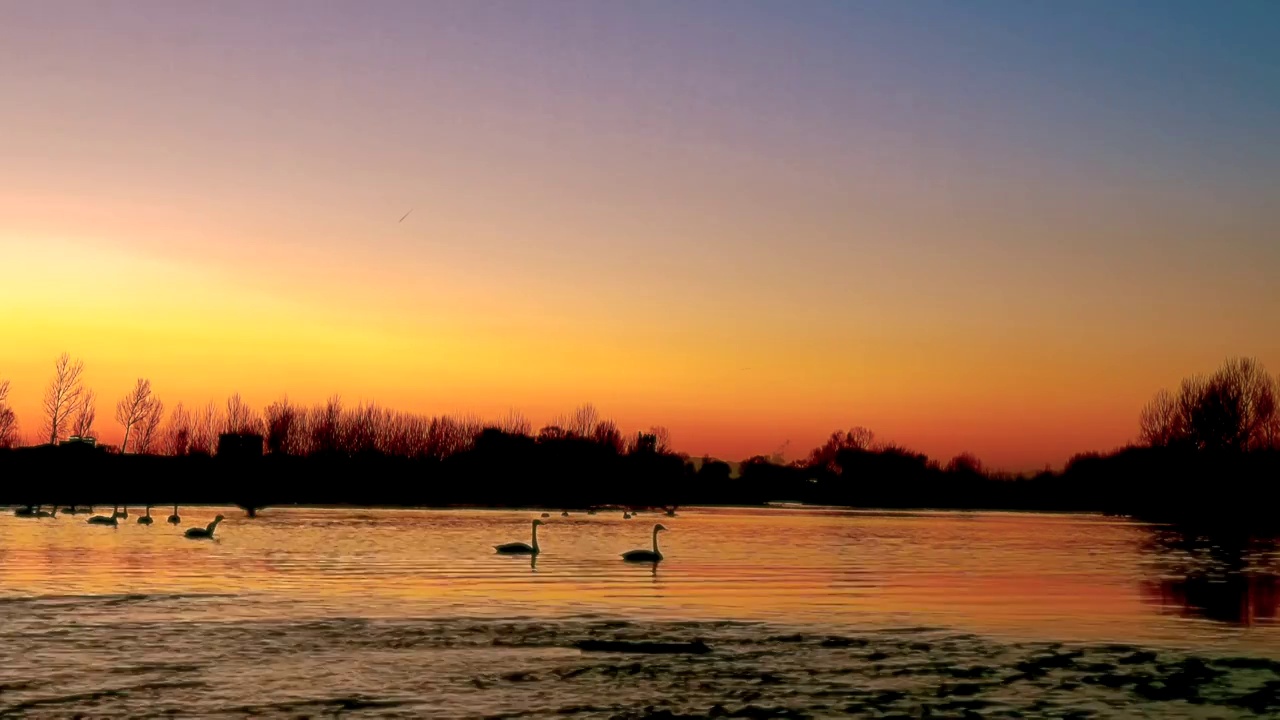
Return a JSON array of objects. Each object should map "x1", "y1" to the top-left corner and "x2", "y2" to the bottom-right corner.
[{"x1": 2, "y1": 1, "x2": 1278, "y2": 470}]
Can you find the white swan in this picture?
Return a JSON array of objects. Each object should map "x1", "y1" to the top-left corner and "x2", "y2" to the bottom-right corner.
[
  {"x1": 168, "y1": 504, "x2": 181, "y2": 525},
  {"x1": 495, "y1": 519, "x2": 543, "y2": 555},
  {"x1": 622, "y1": 524, "x2": 667, "y2": 563},
  {"x1": 137, "y1": 506, "x2": 153, "y2": 525},
  {"x1": 184, "y1": 515, "x2": 224, "y2": 539}
]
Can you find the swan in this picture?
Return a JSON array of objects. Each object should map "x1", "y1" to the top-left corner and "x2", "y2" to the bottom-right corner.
[
  {"x1": 561, "y1": 511, "x2": 569, "y2": 517},
  {"x1": 622, "y1": 524, "x2": 667, "y2": 563},
  {"x1": 120, "y1": 505, "x2": 129, "y2": 519},
  {"x1": 87, "y1": 506, "x2": 121, "y2": 525},
  {"x1": 185, "y1": 515, "x2": 224, "y2": 539},
  {"x1": 540, "y1": 512, "x2": 551, "y2": 518},
  {"x1": 137, "y1": 506, "x2": 153, "y2": 525},
  {"x1": 13, "y1": 505, "x2": 36, "y2": 518},
  {"x1": 34, "y1": 506, "x2": 58, "y2": 519},
  {"x1": 623, "y1": 512, "x2": 632, "y2": 519},
  {"x1": 168, "y1": 504, "x2": 181, "y2": 525},
  {"x1": 495, "y1": 519, "x2": 543, "y2": 555}
]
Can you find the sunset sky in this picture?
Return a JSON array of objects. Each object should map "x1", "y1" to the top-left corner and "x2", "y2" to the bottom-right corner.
[{"x1": 2, "y1": 1, "x2": 1278, "y2": 470}]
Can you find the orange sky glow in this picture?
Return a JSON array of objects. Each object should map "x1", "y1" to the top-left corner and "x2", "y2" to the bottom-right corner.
[{"x1": 2, "y1": 3, "x2": 1278, "y2": 471}]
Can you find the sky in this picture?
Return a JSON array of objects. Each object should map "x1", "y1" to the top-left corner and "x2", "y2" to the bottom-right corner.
[{"x1": 1, "y1": 1, "x2": 1278, "y2": 470}]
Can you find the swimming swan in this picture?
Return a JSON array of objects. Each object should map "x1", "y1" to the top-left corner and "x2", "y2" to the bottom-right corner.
[
  {"x1": 13, "y1": 505, "x2": 36, "y2": 518},
  {"x1": 88, "y1": 506, "x2": 121, "y2": 525},
  {"x1": 34, "y1": 506, "x2": 58, "y2": 519},
  {"x1": 168, "y1": 504, "x2": 181, "y2": 525},
  {"x1": 495, "y1": 519, "x2": 543, "y2": 555},
  {"x1": 137, "y1": 506, "x2": 153, "y2": 525},
  {"x1": 622, "y1": 524, "x2": 667, "y2": 563},
  {"x1": 185, "y1": 515, "x2": 224, "y2": 539}
]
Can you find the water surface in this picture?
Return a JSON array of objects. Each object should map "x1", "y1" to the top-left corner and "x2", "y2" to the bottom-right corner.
[{"x1": 1, "y1": 507, "x2": 1277, "y2": 717}]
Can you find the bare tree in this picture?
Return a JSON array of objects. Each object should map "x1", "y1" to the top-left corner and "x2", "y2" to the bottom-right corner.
[
  {"x1": 265, "y1": 397, "x2": 300, "y2": 455},
  {"x1": 537, "y1": 424, "x2": 567, "y2": 443},
  {"x1": 496, "y1": 409, "x2": 532, "y2": 436},
  {"x1": 1138, "y1": 388, "x2": 1181, "y2": 447},
  {"x1": 565, "y1": 403, "x2": 600, "y2": 438},
  {"x1": 224, "y1": 393, "x2": 258, "y2": 435},
  {"x1": 648, "y1": 425, "x2": 672, "y2": 454},
  {"x1": 807, "y1": 426, "x2": 876, "y2": 470},
  {"x1": 115, "y1": 378, "x2": 153, "y2": 453},
  {"x1": 164, "y1": 402, "x2": 193, "y2": 456},
  {"x1": 42, "y1": 353, "x2": 85, "y2": 444},
  {"x1": 1219, "y1": 357, "x2": 1277, "y2": 450},
  {"x1": 71, "y1": 389, "x2": 97, "y2": 439},
  {"x1": 1265, "y1": 372, "x2": 1280, "y2": 450},
  {"x1": 309, "y1": 395, "x2": 343, "y2": 454},
  {"x1": 592, "y1": 418, "x2": 624, "y2": 452},
  {"x1": 1143, "y1": 357, "x2": 1280, "y2": 452},
  {"x1": 945, "y1": 452, "x2": 984, "y2": 474},
  {"x1": 0, "y1": 380, "x2": 18, "y2": 448},
  {"x1": 135, "y1": 398, "x2": 164, "y2": 454},
  {"x1": 189, "y1": 401, "x2": 221, "y2": 455}
]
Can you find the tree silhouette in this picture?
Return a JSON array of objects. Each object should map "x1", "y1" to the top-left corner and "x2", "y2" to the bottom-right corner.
[
  {"x1": 164, "y1": 402, "x2": 193, "y2": 456},
  {"x1": 648, "y1": 425, "x2": 673, "y2": 454},
  {"x1": 224, "y1": 393, "x2": 260, "y2": 435},
  {"x1": 42, "y1": 353, "x2": 85, "y2": 444},
  {"x1": 566, "y1": 403, "x2": 600, "y2": 438},
  {"x1": 946, "y1": 452, "x2": 984, "y2": 475},
  {"x1": 497, "y1": 409, "x2": 532, "y2": 436},
  {"x1": 1139, "y1": 388, "x2": 1181, "y2": 447},
  {"x1": 265, "y1": 397, "x2": 300, "y2": 455},
  {"x1": 135, "y1": 397, "x2": 164, "y2": 454},
  {"x1": 1140, "y1": 357, "x2": 1278, "y2": 452},
  {"x1": 115, "y1": 378, "x2": 154, "y2": 453},
  {"x1": 808, "y1": 426, "x2": 876, "y2": 470},
  {"x1": 190, "y1": 401, "x2": 222, "y2": 455},
  {"x1": 0, "y1": 380, "x2": 18, "y2": 449},
  {"x1": 71, "y1": 389, "x2": 97, "y2": 439}
]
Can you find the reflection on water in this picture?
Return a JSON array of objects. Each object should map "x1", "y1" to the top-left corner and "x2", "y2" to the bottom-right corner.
[
  {"x1": 1138, "y1": 529, "x2": 1280, "y2": 626},
  {"x1": 2, "y1": 507, "x2": 1279, "y2": 717},
  {"x1": 1, "y1": 507, "x2": 1276, "y2": 650}
]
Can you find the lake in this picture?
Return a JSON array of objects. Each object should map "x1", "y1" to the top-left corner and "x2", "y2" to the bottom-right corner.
[{"x1": 1, "y1": 507, "x2": 1277, "y2": 717}]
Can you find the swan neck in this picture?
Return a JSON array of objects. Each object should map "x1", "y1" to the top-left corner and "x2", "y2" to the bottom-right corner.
[
  {"x1": 652, "y1": 527, "x2": 660, "y2": 554},
  {"x1": 531, "y1": 522, "x2": 539, "y2": 551}
]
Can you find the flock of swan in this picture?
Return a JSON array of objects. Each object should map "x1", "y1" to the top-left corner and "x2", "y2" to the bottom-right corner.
[
  {"x1": 496, "y1": 518, "x2": 670, "y2": 563},
  {"x1": 11, "y1": 504, "x2": 672, "y2": 558},
  {"x1": 13, "y1": 504, "x2": 224, "y2": 539}
]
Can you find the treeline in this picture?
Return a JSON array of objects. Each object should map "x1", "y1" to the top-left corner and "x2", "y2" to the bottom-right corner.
[
  {"x1": 0, "y1": 354, "x2": 1277, "y2": 526},
  {"x1": 718, "y1": 356, "x2": 1280, "y2": 525}
]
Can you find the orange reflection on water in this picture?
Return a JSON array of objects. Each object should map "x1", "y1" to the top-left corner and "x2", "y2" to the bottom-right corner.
[{"x1": 0, "y1": 507, "x2": 1276, "y2": 654}]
